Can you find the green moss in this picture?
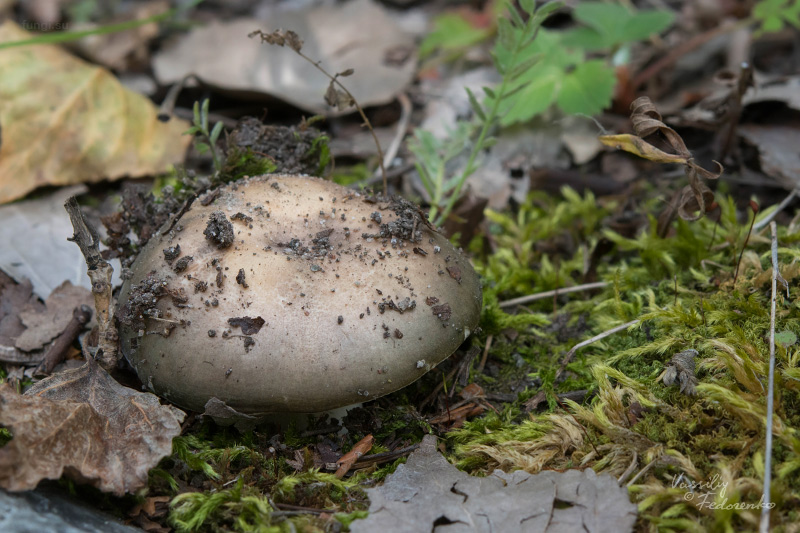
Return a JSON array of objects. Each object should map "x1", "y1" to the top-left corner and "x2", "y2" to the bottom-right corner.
[
  {"x1": 0, "y1": 427, "x2": 12, "y2": 447},
  {"x1": 108, "y1": 186, "x2": 799, "y2": 532},
  {"x1": 222, "y1": 147, "x2": 278, "y2": 183}
]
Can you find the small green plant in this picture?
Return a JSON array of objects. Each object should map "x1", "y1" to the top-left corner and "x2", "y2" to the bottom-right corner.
[
  {"x1": 418, "y1": 9, "x2": 496, "y2": 61},
  {"x1": 413, "y1": 1, "x2": 563, "y2": 227},
  {"x1": 411, "y1": 1, "x2": 673, "y2": 227},
  {"x1": 752, "y1": 0, "x2": 800, "y2": 34},
  {"x1": 184, "y1": 99, "x2": 224, "y2": 172}
]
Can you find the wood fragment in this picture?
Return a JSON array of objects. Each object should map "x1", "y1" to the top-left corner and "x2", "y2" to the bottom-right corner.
[
  {"x1": 64, "y1": 197, "x2": 118, "y2": 369},
  {"x1": 335, "y1": 434, "x2": 374, "y2": 478},
  {"x1": 35, "y1": 305, "x2": 92, "y2": 375}
]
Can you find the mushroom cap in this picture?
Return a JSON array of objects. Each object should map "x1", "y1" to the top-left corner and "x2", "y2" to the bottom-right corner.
[{"x1": 118, "y1": 175, "x2": 482, "y2": 414}]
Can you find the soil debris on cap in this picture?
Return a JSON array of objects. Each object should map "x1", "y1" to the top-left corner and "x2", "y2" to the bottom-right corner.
[
  {"x1": 227, "y1": 316, "x2": 266, "y2": 335},
  {"x1": 163, "y1": 245, "x2": 181, "y2": 262},
  {"x1": 361, "y1": 196, "x2": 429, "y2": 243},
  {"x1": 204, "y1": 211, "x2": 235, "y2": 249},
  {"x1": 446, "y1": 265, "x2": 462, "y2": 283},
  {"x1": 231, "y1": 212, "x2": 253, "y2": 224},
  {"x1": 431, "y1": 303, "x2": 452, "y2": 322},
  {"x1": 173, "y1": 256, "x2": 193, "y2": 273},
  {"x1": 236, "y1": 268, "x2": 248, "y2": 288}
]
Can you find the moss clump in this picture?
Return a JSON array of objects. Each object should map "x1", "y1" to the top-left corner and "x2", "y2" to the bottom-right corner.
[{"x1": 449, "y1": 187, "x2": 800, "y2": 530}]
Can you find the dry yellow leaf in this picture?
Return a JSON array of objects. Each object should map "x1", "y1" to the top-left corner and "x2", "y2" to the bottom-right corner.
[
  {"x1": 0, "y1": 21, "x2": 190, "y2": 204},
  {"x1": 598, "y1": 134, "x2": 688, "y2": 165}
]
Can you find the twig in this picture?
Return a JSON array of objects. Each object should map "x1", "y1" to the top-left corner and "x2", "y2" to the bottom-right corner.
[
  {"x1": 627, "y1": 455, "x2": 659, "y2": 486},
  {"x1": 374, "y1": 92, "x2": 412, "y2": 179},
  {"x1": 273, "y1": 503, "x2": 336, "y2": 515},
  {"x1": 351, "y1": 443, "x2": 419, "y2": 468},
  {"x1": 631, "y1": 19, "x2": 750, "y2": 90},
  {"x1": 617, "y1": 451, "x2": 639, "y2": 485},
  {"x1": 64, "y1": 197, "x2": 118, "y2": 369},
  {"x1": 158, "y1": 74, "x2": 198, "y2": 122},
  {"x1": 476, "y1": 334, "x2": 493, "y2": 374},
  {"x1": 733, "y1": 200, "x2": 759, "y2": 284},
  {"x1": 335, "y1": 434, "x2": 374, "y2": 478},
  {"x1": 498, "y1": 281, "x2": 609, "y2": 308},
  {"x1": 35, "y1": 305, "x2": 92, "y2": 375},
  {"x1": 525, "y1": 319, "x2": 640, "y2": 411},
  {"x1": 760, "y1": 221, "x2": 780, "y2": 533},
  {"x1": 753, "y1": 188, "x2": 800, "y2": 232}
]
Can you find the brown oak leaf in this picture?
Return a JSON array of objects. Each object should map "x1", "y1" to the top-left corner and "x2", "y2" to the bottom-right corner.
[{"x1": 0, "y1": 358, "x2": 184, "y2": 496}]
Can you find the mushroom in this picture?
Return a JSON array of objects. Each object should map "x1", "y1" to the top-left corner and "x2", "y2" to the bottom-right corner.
[{"x1": 117, "y1": 175, "x2": 482, "y2": 414}]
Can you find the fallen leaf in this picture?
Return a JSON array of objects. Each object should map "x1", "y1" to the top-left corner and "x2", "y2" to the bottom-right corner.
[
  {"x1": 15, "y1": 281, "x2": 93, "y2": 352},
  {"x1": 598, "y1": 133, "x2": 687, "y2": 164},
  {"x1": 0, "y1": 358, "x2": 185, "y2": 496},
  {"x1": 152, "y1": 0, "x2": 416, "y2": 115},
  {"x1": 0, "y1": 271, "x2": 44, "y2": 364},
  {"x1": 202, "y1": 397, "x2": 265, "y2": 432},
  {"x1": 738, "y1": 125, "x2": 800, "y2": 190},
  {"x1": 600, "y1": 97, "x2": 721, "y2": 237},
  {"x1": 71, "y1": 2, "x2": 168, "y2": 71},
  {"x1": 0, "y1": 21, "x2": 190, "y2": 204},
  {"x1": 351, "y1": 435, "x2": 637, "y2": 532},
  {"x1": 0, "y1": 186, "x2": 102, "y2": 297},
  {"x1": 743, "y1": 74, "x2": 800, "y2": 112}
]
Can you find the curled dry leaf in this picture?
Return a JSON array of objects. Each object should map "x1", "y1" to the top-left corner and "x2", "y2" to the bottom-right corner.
[
  {"x1": 352, "y1": 435, "x2": 637, "y2": 533},
  {"x1": 662, "y1": 349, "x2": 698, "y2": 396},
  {"x1": 599, "y1": 97, "x2": 722, "y2": 236},
  {"x1": 0, "y1": 21, "x2": 190, "y2": 204},
  {"x1": 0, "y1": 358, "x2": 184, "y2": 496}
]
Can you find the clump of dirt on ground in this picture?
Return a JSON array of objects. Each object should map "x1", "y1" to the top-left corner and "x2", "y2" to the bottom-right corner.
[
  {"x1": 101, "y1": 116, "x2": 327, "y2": 269},
  {"x1": 227, "y1": 117, "x2": 325, "y2": 175}
]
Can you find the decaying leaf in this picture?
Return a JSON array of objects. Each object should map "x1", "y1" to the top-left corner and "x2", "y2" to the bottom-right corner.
[
  {"x1": 662, "y1": 349, "x2": 698, "y2": 395},
  {"x1": 0, "y1": 186, "x2": 120, "y2": 298},
  {"x1": 351, "y1": 435, "x2": 637, "y2": 533},
  {"x1": 0, "y1": 272, "x2": 44, "y2": 365},
  {"x1": 599, "y1": 97, "x2": 722, "y2": 236},
  {"x1": 71, "y1": 1, "x2": 169, "y2": 71},
  {"x1": 0, "y1": 21, "x2": 190, "y2": 205},
  {"x1": 0, "y1": 358, "x2": 185, "y2": 496},
  {"x1": 152, "y1": 0, "x2": 416, "y2": 115},
  {"x1": 738, "y1": 125, "x2": 800, "y2": 190},
  {"x1": 14, "y1": 281, "x2": 93, "y2": 352}
]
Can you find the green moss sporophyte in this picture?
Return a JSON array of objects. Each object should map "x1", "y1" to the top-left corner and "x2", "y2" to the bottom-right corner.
[{"x1": 117, "y1": 175, "x2": 482, "y2": 414}]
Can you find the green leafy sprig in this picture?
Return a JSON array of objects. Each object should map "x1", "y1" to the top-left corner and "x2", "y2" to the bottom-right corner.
[{"x1": 184, "y1": 99, "x2": 224, "y2": 172}]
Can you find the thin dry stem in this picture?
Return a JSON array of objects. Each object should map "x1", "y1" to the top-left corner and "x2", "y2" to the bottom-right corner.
[
  {"x1": 499, "y1": 281, "x2": 609, "y2": 308},
  {"x1": 64, "y1": 197, "x2": 118, "y2": 369},
  {"x1": 760, "y1": 221, "x2": 779, "y2": 532},
  {"x1": 297, "y1": 50, "x2": 388, "y2": 195}
]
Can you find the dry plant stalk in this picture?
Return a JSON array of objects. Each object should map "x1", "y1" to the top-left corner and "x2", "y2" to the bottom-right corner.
[
  {"x1": 599, "y1": 97, "x2": 723, "y2": 237},
  {"x1": 249, "y1": 29, "x2": 388, "y2": 195},
  {"x1": 64, "y1": 196, "x2": 118, "y2": 369}
]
